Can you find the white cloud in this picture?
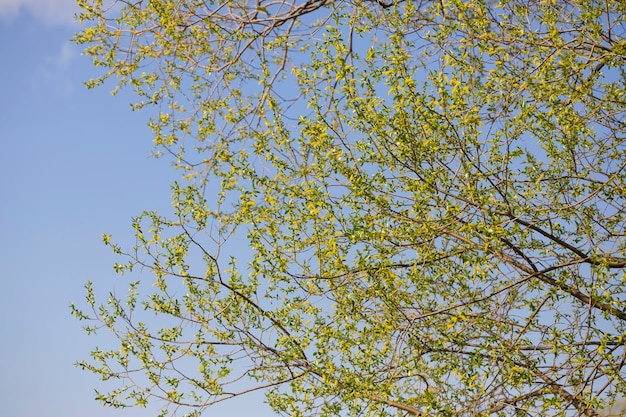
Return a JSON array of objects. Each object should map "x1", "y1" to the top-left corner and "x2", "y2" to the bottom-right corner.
[{"x1": 0, "y1": 0, "x2": 79, "y2": 25}]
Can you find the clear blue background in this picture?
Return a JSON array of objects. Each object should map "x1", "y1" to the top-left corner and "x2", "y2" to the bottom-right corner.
[{"x1": 0, "y1": 1, "x2": 270, "y2": 415}]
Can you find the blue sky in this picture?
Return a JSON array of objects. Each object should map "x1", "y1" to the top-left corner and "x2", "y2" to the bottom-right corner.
[{"x1": 0, "y1": 1, "x2": 268, "y2": 416}]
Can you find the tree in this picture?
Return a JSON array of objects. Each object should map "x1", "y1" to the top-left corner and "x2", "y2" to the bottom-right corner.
[
  {"x1": 71, "y1": 0, "x2": 626, "y2": 416},
  {"x1": 600, "y1": 397, "x2": 626, "y2": 416}
]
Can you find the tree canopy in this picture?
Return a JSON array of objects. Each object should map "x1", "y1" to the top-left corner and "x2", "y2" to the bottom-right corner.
[{"x1": 72, "y1": 0, "x2": 626, "y2": 416}]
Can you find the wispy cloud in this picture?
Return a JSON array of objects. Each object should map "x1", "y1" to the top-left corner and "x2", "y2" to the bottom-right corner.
[
  {"x1": 31, "y1": 41, "x2": 81, "y2": 98},
  {"x1": 0, "y1": 0, "x2": 79, "y2": 26},
  {"x1": 53, "y1": 41, "x2": 78, "y2": 69}
]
